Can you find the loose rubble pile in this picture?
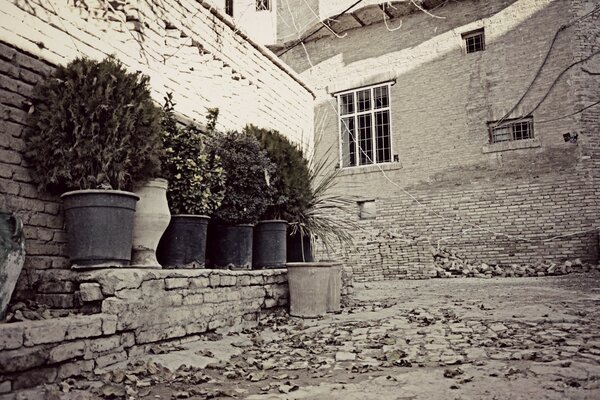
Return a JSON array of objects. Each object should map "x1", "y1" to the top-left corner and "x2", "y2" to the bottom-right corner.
[{"x1": 432, "y1": 247, "x2": 599, "y2": 278}]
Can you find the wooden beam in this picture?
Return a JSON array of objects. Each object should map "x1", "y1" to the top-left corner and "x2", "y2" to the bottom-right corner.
[{"x1": 351, "y1": 12, "x2": 366, "y2": 27}]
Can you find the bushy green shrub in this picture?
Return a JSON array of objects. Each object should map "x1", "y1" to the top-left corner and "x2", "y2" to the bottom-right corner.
[
  {"x1": 210, "y1": 131, "x2": 275, "y2": 224},
  {"x1": 25, "y1": 56, "x2": 163, "y2": 193},
  {"x1": 160, "y1": 94, "x2": 225, "y2": 215},
  {"x1": 245, "y1": 125, "x2": 311, "y2": 221}
]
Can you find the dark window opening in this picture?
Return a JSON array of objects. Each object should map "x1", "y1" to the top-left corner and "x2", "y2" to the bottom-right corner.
[
  {"x1": 256, "y1": 0, "x2": 271, "y2": 11},
  {"x1": 463, "y1": 28, "x2": 485, "y2": 53},
  {"x1": 488, "y1": 117, "x2": 534, "y2": 144},
  {"x1": 225, "y1": 0, "x2": 233, "y2": 16}
]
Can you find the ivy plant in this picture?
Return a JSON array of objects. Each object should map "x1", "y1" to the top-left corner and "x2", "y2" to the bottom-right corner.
[
  {"x1": 25, "y1": 56, "x2": 163, "y2": 193},
  {"x1": 245, "y1": 124, "x2": 311, "y2": 221},
  {"x1": 160, "y1": 94, "x2": 225, "y2": 215},
  {"x1": 210, "y1": 130, "x2": 276, "y2": 224}
]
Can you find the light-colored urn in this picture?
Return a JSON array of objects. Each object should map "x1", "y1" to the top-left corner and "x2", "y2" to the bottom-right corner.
[{"x1": 131, "y1": 178, "x2": 171, "y2": 268}]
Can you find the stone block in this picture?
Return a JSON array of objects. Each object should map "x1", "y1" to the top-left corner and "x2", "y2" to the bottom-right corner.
[
  {"x1": 57, "y1": 359, "x2": 94, "y2": 379},
  {"x1": 236, "y1": 274, "x2": 251, "y2": 286},
  {"x1": 209, "y1": 274, "x2": 221, "y2": 287},
  {"x1": 182, "y1": 293, "x2": 204, "y2": 305},
  {"x1": 102, "y1": 315, "x2": 118, "y2": 335},
  {"x1": 120, "y1": 332, "x2": 135, "y2": 348},
  {"x1": 189, "y1": 276, "x2": 210, "y2": 288},
  {"x1": 220, "y1": 275, "x2": 237, "y2": 286},
  {"x1": 94, "y1": 351, "x2": 127, "y2": 369},
  {"x1": 185, "y1": 321, "x2": 208, "y2": 335},
  {"x1": 135, "y1": 325, "x2": 186, "y2": 344},
  {"x1": 23, "y1": 319, "x2": 68, "y2": 346},
  {"x1": 248, "y1": 275, "x2": 264, "y2": 285},
  {"x1": 65, "y1": 315, "x2": 104, "y2": 340},
  {"x1": 48, "y1": 340, "x2": 85, "y2": 363},
  {"x1": 0, "y1": 324, "x2": 23, "y2": 350},
  {"x1": 165, "y1": 277, "x2": 189, "y2": 290},
  {"x1": 79, "y1": 283, "x2": 104, "y2": 302},
  {"x1": 0, "y1": 345, "x2": 48, "y2": 373},
  {"x1": 88, "y1": 336, "x2": 121, "y2": 353},
  {"x1": 12, "y1": 367, "x2": 57, "y2": 390}
]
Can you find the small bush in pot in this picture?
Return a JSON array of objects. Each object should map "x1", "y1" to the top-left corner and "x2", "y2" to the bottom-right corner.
[
  {"x1": 25, "y1": 56, "x2": 164, "y2": 267},
  {"x1": 208, "y1": 130, "x2": 276, "y2": 269},
  {"x1": 156, "y1": 94, "x2": 226, "y2": 268},
  {"x1": 246, "y1": 125, "x2": 312, "y2": 268}
]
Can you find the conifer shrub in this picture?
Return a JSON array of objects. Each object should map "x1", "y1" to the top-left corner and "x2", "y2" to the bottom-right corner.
[
  {"x1": 245, "y1": 124, "x2": 311, "y2": 221},
  {"x1": 209, "y1": 130, "x2": 276, "y2": 224},
  {"x1": 25, "y1": 56, "x2": 163, "y2": 193},
  {"x1": 160, "y1": 94, "x2": 225, "y2": 215}
]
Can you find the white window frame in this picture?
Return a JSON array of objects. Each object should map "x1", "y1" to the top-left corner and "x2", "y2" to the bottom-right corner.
[{"x1": 336, "y1": 82, "x2": 394, "y2": 169}]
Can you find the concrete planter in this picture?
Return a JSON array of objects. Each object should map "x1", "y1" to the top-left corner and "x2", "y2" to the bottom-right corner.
[
  {"x1": 286, "y1": 262, "x2": 339, "y2": 318},
  {"x1": 0, "y1": 211, "x2": 25, "y2": 320},
  {"x1": 61, "y1": 190, "x2": 139, "y2": 268},
  {"x1": 131, "y1": 179, "x2": 171, "y2": 268}
]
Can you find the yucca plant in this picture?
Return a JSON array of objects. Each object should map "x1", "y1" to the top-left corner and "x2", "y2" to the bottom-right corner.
[{"x1": 288, "y1": 151, "x2": 360, "y2": 258}]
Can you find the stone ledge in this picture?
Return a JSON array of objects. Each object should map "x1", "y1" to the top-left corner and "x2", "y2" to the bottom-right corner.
[
  {"x1": 482, "y1": 138, "x2": 541, "y2": 153},
  {"x1": 337, "y1": 162, "x2": 403, "y2": 177}
]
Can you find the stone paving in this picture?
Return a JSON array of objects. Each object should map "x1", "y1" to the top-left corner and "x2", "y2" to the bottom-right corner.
[{"x1": 24, "y1": 272, "x2": 600, "y2": 399}]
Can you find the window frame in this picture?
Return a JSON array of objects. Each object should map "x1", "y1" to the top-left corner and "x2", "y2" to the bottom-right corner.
[
  {"x1": 256, "y1": 0, "x2": 271, "y2": 11},
  {"x1": 487, "y1": 117, "x2": 534, "y2": 144},
  {"x1": 336, "y1": 82, "x2": 394, "y2": 169},
  {"x1": 462, "y1": 28, "x2": 485, "y2": 54},
  {"x1": 225, "y1": 0, "x2": 234, "y2": 16}
]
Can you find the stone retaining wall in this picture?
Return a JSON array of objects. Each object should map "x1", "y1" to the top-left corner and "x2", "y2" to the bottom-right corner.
[{"x1": 0, "y1": 269, "x2": 288, "y2": 395}]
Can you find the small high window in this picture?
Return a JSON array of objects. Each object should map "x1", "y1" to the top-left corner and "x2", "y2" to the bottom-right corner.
[
  {"x1": 488, "y1": 117, "x2": 534, "y2": 144},
  {"x1": 256, "y1": 0, "x2": 271, "y2": 11},
  {"x1": 225, "y1": 0, "x2": 233, "y2": 16},
  {"x1": 462, "y1": 28, "x2": 485, "y2": 53}
]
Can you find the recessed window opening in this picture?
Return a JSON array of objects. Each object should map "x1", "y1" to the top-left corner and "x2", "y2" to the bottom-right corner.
[
  {"x1": 256, "y1": 0, "x2": 271, "y2": 11},
  {"x1": 462, "y1": 28, "x2": 485, "y2": 53},
  {"x1": 488, "y1": 117, "x2": 534, "y2": 144},
  {"x1": 337, "y1": 83, "x2": 393, "y2": 168},
  {"x1": 225, "y1": 0, "x2": 234, "y2": 16}
]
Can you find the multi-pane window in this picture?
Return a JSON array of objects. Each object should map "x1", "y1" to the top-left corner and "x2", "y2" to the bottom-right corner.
[
  {"x1": 488, "y1": 117, "x2": 534, "y2": 144},
  {"x1": 338, "y1": 83, "x2": 392, "y2": 167},
  {"x1": 225, "y1": 0, "x2": 233, "y2": 16},
  {"x1": 462, "y1": 28, "x2": 485, "y2": 53},
  {"x1": 256, "y1": 0, "x2": 271, "y2": 11}
]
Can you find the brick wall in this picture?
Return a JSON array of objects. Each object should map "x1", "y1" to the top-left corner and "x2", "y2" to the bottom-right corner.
[
  {"x1": 280, "y1": 0, "x2": 600, "y2": 281},
  {"x1": 0, "y1": 0, "x2": 313, "y2": 304}
]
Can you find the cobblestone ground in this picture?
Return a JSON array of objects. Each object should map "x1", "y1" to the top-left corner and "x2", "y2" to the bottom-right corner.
[{"x1": 54, "y1": 273, "x2": 600, "y2": 399}]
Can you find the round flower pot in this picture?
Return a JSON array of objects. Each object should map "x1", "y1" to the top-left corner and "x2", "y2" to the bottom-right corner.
[
  {"x1": 286, "y1": 231, "x2": 314, "y2": 262},
  {"x1": 61, "y1": 190, "x2": 139, "y2": 268},
  {"x1": 253, "y1": 220, "x2": 287, "y2": 269},
  {"x1": 131, "y1": 179, "x2": 171, "y2": 268},
  {"x1": 286, "y1": 262, "x2": 336, "y2": 318},
  {"x1": 0, "y1": 211, "x2": 25, "y2": 320},
  {"x1": 210, "y1": 223, "x2": 253, "y2": 270},
  {"x1": 157, "y1": 215, "x2": 209, "y2": 268}
]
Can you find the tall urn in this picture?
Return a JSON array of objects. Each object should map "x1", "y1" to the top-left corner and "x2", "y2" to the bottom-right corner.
[{"x1": 131, "y1": 179, "x2": 171, "y2": 268}]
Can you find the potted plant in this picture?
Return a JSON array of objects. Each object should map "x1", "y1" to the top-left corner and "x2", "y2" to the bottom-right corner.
[
  {"x1": 156, "y1": 96, "x2": 225, "y2": 268},
  {"x1": 208, "y1": 130, "x2": 276, "y2": 269},
  {"x1": 25, "y1": 56, "x2": 163, "y2": 267},
  {"x1": 0, "y1": 193, "x2": 25, "y2": 319},
  {"x1": 246, "y1": 125, "x2": 312, "y2": 269}
]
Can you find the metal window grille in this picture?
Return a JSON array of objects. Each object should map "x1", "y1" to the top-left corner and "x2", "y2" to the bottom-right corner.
[
  {"x1": 337, "y1": 83, "x2": 393, "y2": 168},
  {"x1": 225, "y1": 0, "x2": 233, "y2": 16},
  {"x1": 463, "y1": 29, "x2": 485, "y2": 53},
  {"x1": 488, "y1": 118, "x2": 534, "y2": 144},
  {"x1": 256, "y1": 0, "x2": 270, "y2": 11}
]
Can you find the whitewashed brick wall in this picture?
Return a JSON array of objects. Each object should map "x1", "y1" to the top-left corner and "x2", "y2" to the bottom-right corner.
[{"x1": 0, "y1": 0, "x2": 313, "y2": 147}]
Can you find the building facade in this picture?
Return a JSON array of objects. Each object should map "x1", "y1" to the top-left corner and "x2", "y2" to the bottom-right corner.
[{"x1": 277, "y1": 0, "x2": 600, "y2": 281}]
